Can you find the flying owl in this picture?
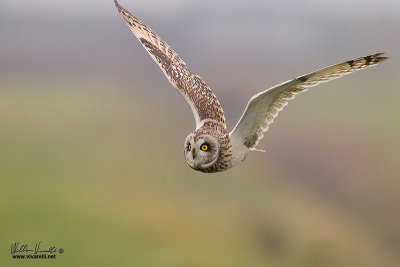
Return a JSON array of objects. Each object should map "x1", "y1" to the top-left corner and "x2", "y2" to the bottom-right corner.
[{"x1": 114, "y1": 0, "x2": 388, "y2": 173}]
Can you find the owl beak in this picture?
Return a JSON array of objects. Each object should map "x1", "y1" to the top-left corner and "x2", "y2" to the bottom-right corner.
[{"x1": 192, "y1": 150, "x2": 196, "y2": 159}]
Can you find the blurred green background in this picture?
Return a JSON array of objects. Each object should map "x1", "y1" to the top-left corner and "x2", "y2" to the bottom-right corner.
[{"x1": 1, "y1": 0, "x2": 399, "y2": 266}]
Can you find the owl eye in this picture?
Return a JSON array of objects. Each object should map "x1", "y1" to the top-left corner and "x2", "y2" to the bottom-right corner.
[
  {"x1": 188, "y1": 144, "x2": 191, "y2": 151},
  {"x1": 201, "y1": 144, "x2": 208, "y2": 151}
]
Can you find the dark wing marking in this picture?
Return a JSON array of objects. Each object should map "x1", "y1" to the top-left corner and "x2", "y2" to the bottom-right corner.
[{"x1": 230, "y1": 53, "x2": 388, "y2": 151}]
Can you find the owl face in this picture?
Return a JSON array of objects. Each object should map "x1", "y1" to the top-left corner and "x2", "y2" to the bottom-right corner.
[{"x1": 184, "y1": 133, "x2": 220, "y2": 171}]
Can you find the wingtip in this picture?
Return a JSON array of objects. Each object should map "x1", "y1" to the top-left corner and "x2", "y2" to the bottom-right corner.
[
  {"x1": 378, "y1": 56, "x2": 389, "y2": 63},
  {"x1": 114, "y1": 0, "x2": 132, "y2": 17},
  {"x1": 374, "y1": 52, "x2": 385, "y2": 57},
  {"x1": 114, "y1": 0, "x2": 121, "y2": 10},
  {"x1": 372, "y1": 52, "x2": 389, "y2": 63}
]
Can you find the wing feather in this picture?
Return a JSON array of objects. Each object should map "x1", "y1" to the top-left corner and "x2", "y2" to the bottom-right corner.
[
  {"x1": 230, "y1": 53, "x2": 388, "y2": 151},
  {"x1": 114, "y1": 0, "x2": 226, "y2": 127}
]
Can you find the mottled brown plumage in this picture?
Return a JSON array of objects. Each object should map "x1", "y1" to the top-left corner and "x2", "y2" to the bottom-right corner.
[
  {"x1": 191, "y1": 120, "x2": 232, "y2": 173},
  {"x1": 114, "y1": 0, "x2": 225, "y2": 127},
  {"x1": 114, "y1": 0, "x2": 388, "y2": 173}
]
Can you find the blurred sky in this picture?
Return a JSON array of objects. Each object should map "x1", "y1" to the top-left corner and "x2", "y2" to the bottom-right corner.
[
  {"x1": 2, "y1": 0, "x2": 399, "y2": 120},
  {"x1": 1, "y1": 0, "x2": 400, "y2": 266}
]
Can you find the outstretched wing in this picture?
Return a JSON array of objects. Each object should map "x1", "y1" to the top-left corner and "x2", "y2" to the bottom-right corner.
[
  {"x1": 114, "y1": 0, "x2": 226, "y2": 127},
  {"x1": 230, "y1": 53, "x2": 388, "y2": 151}
]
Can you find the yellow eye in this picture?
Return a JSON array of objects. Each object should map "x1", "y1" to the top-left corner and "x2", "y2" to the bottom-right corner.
[
  {"x1": 188, "y1": 144, "x2": 191, "y2": 151},
  {"x1": 201, "y1": 144, "x2": 208, "y2": 151}
]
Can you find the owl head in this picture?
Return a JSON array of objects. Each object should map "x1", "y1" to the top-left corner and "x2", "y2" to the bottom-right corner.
[{"x1": 184, "y1": 132, "x2": 220, "y2": 171}]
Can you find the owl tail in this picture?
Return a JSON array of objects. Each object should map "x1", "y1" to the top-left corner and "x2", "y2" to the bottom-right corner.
[{"x1": 249, "y1": 146, "x2": 266, "y2": 152}]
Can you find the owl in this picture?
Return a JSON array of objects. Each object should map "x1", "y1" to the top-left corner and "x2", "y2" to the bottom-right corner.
[{"x1": 114, "y1": 0, "x2": 388, "y2": 173}]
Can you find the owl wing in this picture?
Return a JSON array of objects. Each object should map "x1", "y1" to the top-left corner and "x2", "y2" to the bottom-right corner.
[
  {"x1": 114, "y1": 0, "x2": 226, "y2": 127},
  {"x1": 230, "y1": 53, "x2": 388, "y2": 151}
]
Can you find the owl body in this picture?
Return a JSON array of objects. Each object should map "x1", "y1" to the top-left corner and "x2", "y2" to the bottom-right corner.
[
  {"x1": 185, "y1": 120, "x2": 235, "y2": 173},
  {"x1": 115, "y1": 0, "x2": 387, "y2": 173}
]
